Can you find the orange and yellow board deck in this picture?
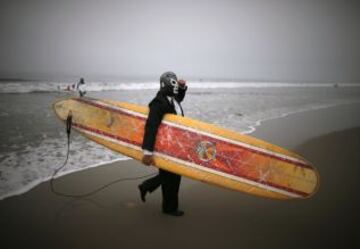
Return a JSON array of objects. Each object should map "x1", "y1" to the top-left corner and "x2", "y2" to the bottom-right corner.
[{"x1": 53, "y1": 97, "x2": 319, "y2": 199}]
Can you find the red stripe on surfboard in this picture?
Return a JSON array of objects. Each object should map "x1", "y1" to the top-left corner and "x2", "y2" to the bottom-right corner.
[
  {"x1": 154, "y1": 126, "x2": 310, "y2": 197},
  {"x1": 71, "y1": 121, "x2": 309, "y2": 197},
  {"x1": 74, "y1": 98, "x2": 312, "y2": 169},
  {"x1": 154, "y1": 141, "x2": 309, "y2": 197},
  {"x1": 157, "y1": 122, "x2": 312, "y2": 169}
]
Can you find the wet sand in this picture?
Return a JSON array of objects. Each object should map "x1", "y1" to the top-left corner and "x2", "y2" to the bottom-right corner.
[{"x1": 1, "y1": 104, "x2": 360, "y2": 249}]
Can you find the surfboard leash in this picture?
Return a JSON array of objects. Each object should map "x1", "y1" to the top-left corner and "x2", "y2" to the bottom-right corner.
[{"x1": 50, "y1": 111, "x2": 156, "y2": 199}]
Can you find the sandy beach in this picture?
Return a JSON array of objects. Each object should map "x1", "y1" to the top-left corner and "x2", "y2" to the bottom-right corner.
[{"x1": 1, "y1": 103, "x2": 359, "y2": 249}]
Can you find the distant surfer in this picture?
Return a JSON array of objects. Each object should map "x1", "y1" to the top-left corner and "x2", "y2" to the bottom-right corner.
[
  {"x1": 75, "y1": 78, "x2": 87, "y2": 97},
  {"x1": 138, "y1": 71, "x2": 187, "y2": 217}
]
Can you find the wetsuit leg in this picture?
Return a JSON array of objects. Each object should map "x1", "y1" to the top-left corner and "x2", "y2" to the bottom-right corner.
[
  {"x1": 160, "y1": 169, "x2": 181, "y2": 212},
  {"x1": 139, "y1": 172, "x2": 162, "y2": 193}
]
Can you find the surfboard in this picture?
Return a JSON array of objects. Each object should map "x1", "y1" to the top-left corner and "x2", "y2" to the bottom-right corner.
[{"x1": 53, "y1": 97, "x2": 319, "y2": 200}]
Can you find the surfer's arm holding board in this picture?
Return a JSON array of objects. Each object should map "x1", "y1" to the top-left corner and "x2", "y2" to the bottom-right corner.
[{"x1": 142, "y1": 100, "x2": 165, "y2": 165}]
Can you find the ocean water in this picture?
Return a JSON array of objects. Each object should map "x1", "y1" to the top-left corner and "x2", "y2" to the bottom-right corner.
[{"x1": 0, "y1": 81, "x2": 360, "y2": 200}]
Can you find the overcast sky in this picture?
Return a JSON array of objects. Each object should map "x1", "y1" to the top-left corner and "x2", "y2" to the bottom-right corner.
[{"x1": 0, "y1": 0, "x2": 359, "y2": 82}]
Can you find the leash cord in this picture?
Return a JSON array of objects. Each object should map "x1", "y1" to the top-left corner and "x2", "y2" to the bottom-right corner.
[{"x1": 50, "y1": 113, "x2": 156, "y2": 198}]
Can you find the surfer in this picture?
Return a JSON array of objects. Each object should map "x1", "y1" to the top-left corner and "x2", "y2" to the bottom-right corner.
[
  {"x1": 75, "y1": 78, "x2": 87, "y2": 97},
  {"x1": 138, "y1": 71, "x2": 187, "y2": 217}
]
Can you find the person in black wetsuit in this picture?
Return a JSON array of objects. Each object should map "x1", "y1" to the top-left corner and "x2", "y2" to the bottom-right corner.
[{"x1": 138, "y1": 71, "x2": 187, "y2": 217}]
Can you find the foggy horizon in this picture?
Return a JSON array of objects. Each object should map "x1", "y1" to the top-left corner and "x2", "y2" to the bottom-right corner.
[{"x1": 1, "y1": 0, "x2": 359, "y2": 83}]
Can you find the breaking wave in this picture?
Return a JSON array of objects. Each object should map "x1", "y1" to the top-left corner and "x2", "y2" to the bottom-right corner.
[{"x1": 0, "y1": 81, "x2": 358, "y2": 94}]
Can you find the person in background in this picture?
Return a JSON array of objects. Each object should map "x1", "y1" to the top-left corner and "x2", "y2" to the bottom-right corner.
[
  {"x1": 138, "y1": 71, "x2": 187, "y2": 217},
  {"x1": 75, "y1": 78, "x2": 86, "y2": 97}
]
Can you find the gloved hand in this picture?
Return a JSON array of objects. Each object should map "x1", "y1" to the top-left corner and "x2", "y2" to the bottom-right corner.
[
  {"x1": 178, "y1": 79, "x2": 186, "y2": 88},
  {"x1": 142, "y1": 155, "x2": 154, "y2": 166}
]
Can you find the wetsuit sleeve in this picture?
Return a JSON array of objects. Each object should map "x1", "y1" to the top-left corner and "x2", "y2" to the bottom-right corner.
[
  {"x1": 175, "y1": 85, "x2": 187, "y2": 103},
  {"x1": 142, "y1": 101, "x2": 165, "y2": 152}
]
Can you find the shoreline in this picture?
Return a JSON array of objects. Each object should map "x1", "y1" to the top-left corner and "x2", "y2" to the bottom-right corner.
[
  {"x1": 0, "y1": 157, "x2": 131, "y2": 201},
  {"x1": 252, "y1": 102, "x2": 360, "y2": 149},
  {"x1": 1, "y1": 101, "x2": 360, "y2": 201},
  {"x1": 243, "y1": 101, "x2": 360, "y2": 134}
]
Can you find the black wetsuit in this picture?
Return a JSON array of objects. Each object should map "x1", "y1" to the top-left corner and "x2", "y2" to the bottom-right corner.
[{"x1": 140, "y1": 87, "x2": 186, "y2": 212}]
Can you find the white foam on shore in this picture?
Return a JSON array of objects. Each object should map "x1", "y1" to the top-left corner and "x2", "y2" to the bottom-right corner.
[
  {"x1": 0, "y1": 135, "x2": 130, "y2": 201},
  {"x1": 0, "y1": 157, "x2": 130, "y2": 201}
]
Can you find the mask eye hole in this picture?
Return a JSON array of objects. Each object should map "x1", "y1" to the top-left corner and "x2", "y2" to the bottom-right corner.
[{"x1": 170, "y1": 79, "x2": 178, "y2": 86}]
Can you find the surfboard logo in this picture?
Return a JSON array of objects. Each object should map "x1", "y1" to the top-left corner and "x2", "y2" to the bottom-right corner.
[{"x1": 195, "y1": 141, "x2": 217, "y2": 162}]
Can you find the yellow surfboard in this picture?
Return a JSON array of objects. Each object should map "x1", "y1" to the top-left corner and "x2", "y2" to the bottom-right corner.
[{"x1": 53, "y1": 97, "x2": 319, "y2": 200}]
